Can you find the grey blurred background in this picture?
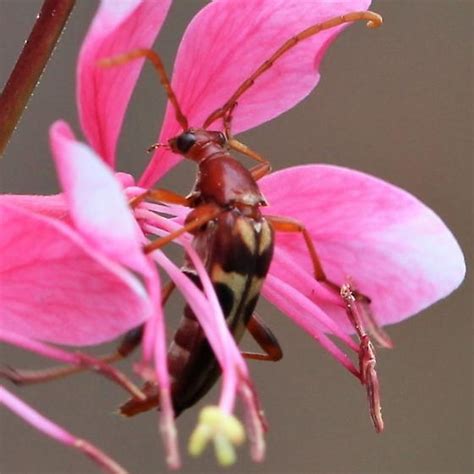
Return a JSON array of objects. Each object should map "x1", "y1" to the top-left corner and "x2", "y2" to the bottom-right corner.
[{"x1": 0, "y1": 1, "x2": 472, "y2": 473}]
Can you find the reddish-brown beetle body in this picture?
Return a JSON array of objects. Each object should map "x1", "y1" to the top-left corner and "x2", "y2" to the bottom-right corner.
[
  {"x1": 3, "y1": 11, "x2": 385, "y2": 433},
  {"x1": 121, "y1": 129, "x2": 276, "y2": 416}
]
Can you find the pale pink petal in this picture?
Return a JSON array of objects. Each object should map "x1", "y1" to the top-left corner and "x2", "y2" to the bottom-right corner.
[
  {"x1": 137, "y1": 262, "x2": 180, "y2": 469},
  {"x1": 263, "y1": 275, "x2": 359, "y2": 376},
  {"x1": 0, "y1": 201, "x2": 151, "y2": 346},
  {"x1": 260, "y1": 165, "x2": 465, "y2": 332},
  {"x1": 140, "y1": 0, "x2": 371, "y2": 185},
  {"x1": 115, "y1": 172, "x2": 136, "y2": 189},
  {"x1": 0, "y1": 387, "x2": 127, "y2": 474},
  {"x1": 0, "y1": 194, "x2": 67, "y2": 220},
  {"x1": 263, "y1": 256, "x2": 359, "y2": 350},
  {"x1": 50, "y1": 121, "x2": 149, "y2": 275},
  {"x1": 77, "y1": 0, "x2": 172, "y2": 166}
]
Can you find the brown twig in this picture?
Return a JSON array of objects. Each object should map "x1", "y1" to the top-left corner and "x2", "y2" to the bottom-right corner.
[{"x1": 0, "y1": 0, "x2": 76, "y2": 156}]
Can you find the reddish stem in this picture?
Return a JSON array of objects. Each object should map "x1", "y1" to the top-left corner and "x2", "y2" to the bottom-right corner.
[{"x1": 0, "y1": 0, "x2": 76, "y2": 156}]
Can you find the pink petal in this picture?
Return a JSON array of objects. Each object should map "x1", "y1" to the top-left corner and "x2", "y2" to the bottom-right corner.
[
  {"x1": 140, "y1": 0, "x2": 371, "y2": 185},
  {"x1": 262, "y1": 275, "x2": 359, "y2": 376},
  {"x1": 77, "y1": 0, "x2": 172, "y2": 167},
  {"x1": 0, "y1": 201, "x2": 151, "y2": 346},
  {"x1": 260, "y1": 165, "x2": 465, "y2": 331},
  {"x1": 132, "y1": 255, "x2": 180, "y2": 469},
  {"x1": 0, "y1": 194, "x2": 67, "y2": 220},
  {"x1": 50, "y1": 121, "x2": 149, "y2": 275}
]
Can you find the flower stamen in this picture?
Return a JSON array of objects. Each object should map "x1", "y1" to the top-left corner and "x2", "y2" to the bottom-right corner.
[{"x1": 188, "y1": 406, "x2": 245, "y2": 466}]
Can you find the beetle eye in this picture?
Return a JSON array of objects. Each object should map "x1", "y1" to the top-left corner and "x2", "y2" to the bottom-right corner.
[{"x1": 176, "y1": 132, "x2": 196, "y2": 153}]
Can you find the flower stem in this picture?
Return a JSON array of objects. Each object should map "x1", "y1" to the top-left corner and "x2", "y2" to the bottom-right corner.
[{"x1": 0, "y1": 0, "x2": 76, "y2": 157}]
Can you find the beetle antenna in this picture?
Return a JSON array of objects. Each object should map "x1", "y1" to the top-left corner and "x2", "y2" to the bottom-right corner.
[
  {"x1": 99, "y1": 49, "x2": 189, "y2": 130},
  {"x1": 203, "y1": 11, "x2": 382, "y2": 130},
  {"x1": 146, "y1": 142, "x2": 169, "y2": 153}
]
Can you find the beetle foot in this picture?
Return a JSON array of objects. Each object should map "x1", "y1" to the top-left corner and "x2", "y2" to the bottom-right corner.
[
  {"x1": 340, "y1": 282, "x2": 385, "y2": 433},
  {"x1": 359, "y1": 335, "x2": 384, "y2": 432}
]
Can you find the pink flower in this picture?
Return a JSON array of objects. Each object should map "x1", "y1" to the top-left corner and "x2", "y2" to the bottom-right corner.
[
  {"x1": 107, "y1": 0, "x2": 463, "y2": 438},
  {"x1": 1, "y1": 0, "x2": 465, "y2": 471},
  {"x1": 2, "y1": 0, "x2": 265, "y2": 469},
  {"x1": 1, "y1": 122, "x2": 260, "y2": 469},
  {"x1": 1, "y1": 119, "x2": 168, "y2": 473},
  {"x1": 1, "y1": 122, "x2": 154, "y2": 346}
]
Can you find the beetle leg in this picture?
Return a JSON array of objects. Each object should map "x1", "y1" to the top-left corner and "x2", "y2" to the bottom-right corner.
[
  {"x1": 266, "y1": 215, "x2": 332, "y2": 284},
  {"x1": 99, "y1": 48, "x2": 188, "y2": 130},
  {"x1": 144, "y1": 203, "x2": 223, "y2": 253},
  {"x1": 227, "y1": 137, "x2": 271, "y2": 166},
  {"x1": 222, "y1": 102, "x2": 272, "y2": 168},
  {"x1": 242, "y1": 313, "x2": 283, "y2": 361},
  {"x1": 1, "y1": 352, "x2": 122, "y2": 386},
  {"x1": 249, "y1": 161, "x2": 272, "y2": 181},
  {"x1": 1, "y1": 282, "x2": 175, "y2": 386},
  {"x1": 267, "y1": 214, "x2": 387, "y2": 432},
  {"x1": 122, "y1": 314, "x2": 284, "y2": 416},
  {"x1": 1, "y1": 348, "x2": 146, "y2": 400},
  {"x1": 119, "y1": 382, "x2": 160, "y2": 417},
  {"x1": 0, "y1": 327, "x2": 143, "y2": 388},
  {"x1": 222, "y1": 100, "x2": 238, "y2": 138},
  {"x1": 129, "y1": 188, "x2": 191, "y2": 208},
  {"x1": 267, "y1": 215, "x2": 391, "y2": 345},
  {"x1": 340, "y1": 283, "x2": 384, "y2": 432}
]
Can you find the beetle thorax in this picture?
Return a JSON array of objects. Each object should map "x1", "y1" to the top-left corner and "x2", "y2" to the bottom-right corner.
[{"x1": 189, "y1": 154, "x2": 266, "y2": 208}]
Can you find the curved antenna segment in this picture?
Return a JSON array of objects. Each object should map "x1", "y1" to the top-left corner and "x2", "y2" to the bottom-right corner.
[{"x1": 203, "y1": 11, "x2": 383, "y2": 129}]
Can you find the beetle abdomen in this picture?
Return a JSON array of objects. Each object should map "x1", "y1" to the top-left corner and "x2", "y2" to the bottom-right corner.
[
  {"x1": 119, "y1": 210, "x2": 273, "y2": 417},
  {"x1": 168, "y1": 210, "x2": 274, "y2": 415}
]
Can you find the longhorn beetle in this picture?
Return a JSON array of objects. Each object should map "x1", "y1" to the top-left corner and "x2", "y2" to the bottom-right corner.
[
  {"x1": 3, "y1": 11, "x2": 386, "y2": 431},
  {"x1": 116, "y1": 10, "x2": 386, "y2": 429}
]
